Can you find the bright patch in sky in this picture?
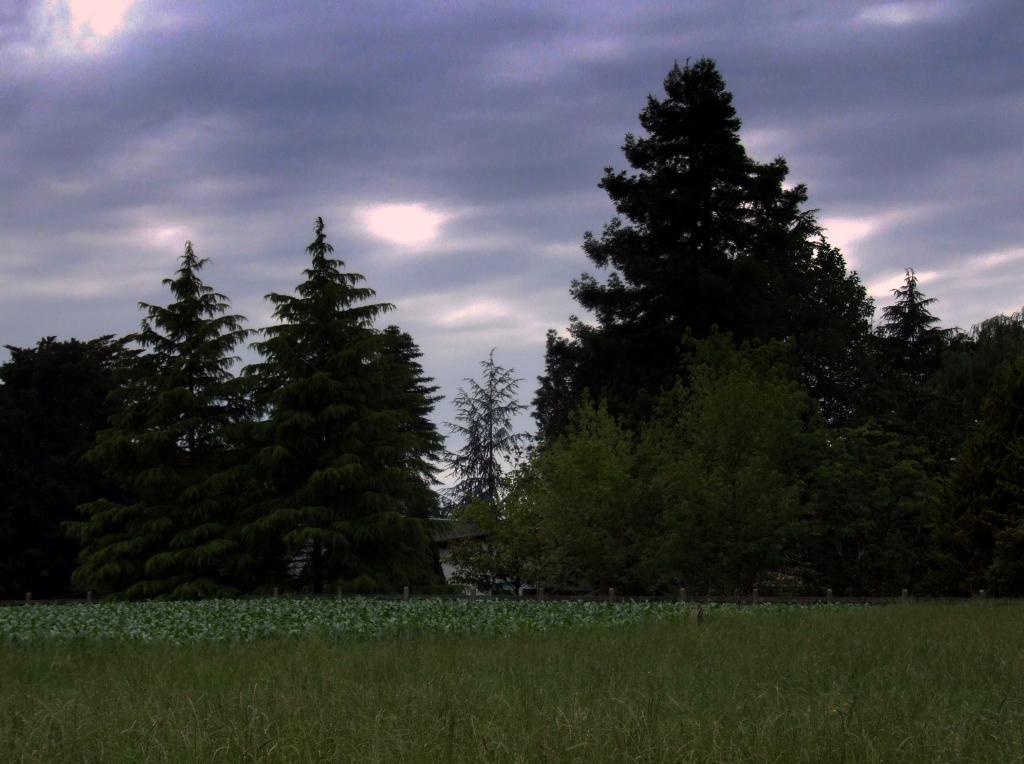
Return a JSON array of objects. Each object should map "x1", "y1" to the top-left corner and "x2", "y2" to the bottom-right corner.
[
  {"x1": 439, "y1": 299, "x2": 513, "y2": 328},
  {"x1": 855, "y1": 2, "x2": 946, "y2": 26},
  {"x1": 360, "y1": 203, "x2": 447, "y2": 247},
  {"x1": 867, "y1": 269, "x2": 938, "y2": 299},
  {"x1": 36, "y1": 0, "x2": 135, "y2": 52},
  {"x1": 820, "y1": 215, "x2": 878, "y2": 257},
  {"x1": 67, "y1": 0, "x2": 134, "y2": 37},
  {"x1": 821, "y1": 206, "x2": 932, "y2": 268}
]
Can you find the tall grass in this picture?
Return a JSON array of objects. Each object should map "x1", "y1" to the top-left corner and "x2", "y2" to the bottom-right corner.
[{"x1": 2, "y1": 602, "x2": 1022, "y2": 762}]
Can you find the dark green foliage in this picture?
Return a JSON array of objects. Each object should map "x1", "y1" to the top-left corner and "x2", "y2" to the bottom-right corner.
[
  {"x1": 500, "y1": 400, "x2": 640, "y2": 592},
  {"x1": 490, "y1": 336, "x2": 828, "y2": 595},
  {"x1": 868, "y1": 268, "x2": 946, "y2": 433},
  {"x1": 444, "y1": 498, "x2": 527, "y2": 593},
  {"x1": 67, "y1": 243, "x2": 251, "y2": 599},
  {"x1": 379, "y1": 326, "x2": 445, "y2": 519},
  {"x1": 445, "y1": 350, "x2": 527, "y2": 508},
  {"x1": 933, "y1": 309, "x2": 1024, "y2": 437},
  {"x1": 863, "y1": 270, "x2": 1013, "y2": 471},
  {"x1": 801, "y1": 424, "x2": 936, "y2": 595},
  {"x1": 0, "y1": 336, "x2": 126, "y2": 598},
  {"x1": 243, "y1": 218, "x2": 441, "y2": 593},
  {"x1": 637, "y1": 335, "x2": 822, "y2": 594},
  {"x1": 535, "y1": 58, "x2": 872, "y2": 437},
  {"x1": 932, "y1": 357, "x2": 1024, "y2": 595},
  {"x1": 876, "y1": 268, "x2": 945, "y2": 379}
]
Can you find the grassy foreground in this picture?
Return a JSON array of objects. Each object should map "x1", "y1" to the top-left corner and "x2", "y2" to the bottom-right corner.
[{"x1": 2, "y1": 602, "x2": 1023, "y2": 762}]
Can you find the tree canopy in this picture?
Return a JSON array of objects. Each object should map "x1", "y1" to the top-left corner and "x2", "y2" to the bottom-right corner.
[
  {"x1": 0, "y1": 336, "x2": 127, "y2": 598},
  {"x1": 535, "y1": 58, "x2": 872, "y2": 437},
  {"x1": 932, "y1": 356, "x2": 1024, "y2": 595},
  {"x1": 242, "y1": 218, "x2": 442, "y2": 594},
  {"x1": 68, "y1": 243, "x2": 251, "y2": 599},
  {"x1": 445, "y1": 350, "x2": 527, "y2": 509}
]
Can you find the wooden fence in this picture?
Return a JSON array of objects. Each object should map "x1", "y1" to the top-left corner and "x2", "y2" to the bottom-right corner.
[{"x1": 0, "y1": 585, "x2": 994, "y2": 608}]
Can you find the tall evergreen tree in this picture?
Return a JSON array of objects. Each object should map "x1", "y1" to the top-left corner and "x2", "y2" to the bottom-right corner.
[
  {"x1": 68, "y1": 243, "x2": 251, "y2": 599},
  {"x1": 243, "y1": 218, "x2": 440, "y2": 593},
  {"x1": 445, "y1": 350, "x2": 528, "y2": 509},
  {"x1": 535, "y1": 58, "x2": 872, "y2": 437},
  {"x1": 0, "y1": 336, "x2": 126, "y2": 598},
  {"x1": 379, "y1": 325, "x2": 445, "y2": 519},
  {"x1": 867, "y1": 269, "x2": 957, "y2": 455},
  {"x1": 876, "y1": 268, "x2": 945, "y2": 380}
]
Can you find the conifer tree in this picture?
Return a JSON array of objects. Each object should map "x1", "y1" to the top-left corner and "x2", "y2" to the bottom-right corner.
[
  {"x1": 535, "y1": 58, "x2": 872, "y2": 436},
  {"x1": 68, "y1": 243, "x2": 251, "y2": 598},
  {"x1": 876, "y1": 268, "x2": 945, "y2": 381},
  {"x1": 243, "y1": 218, "x2": 440, "y2": 593},
  {"x1": 867, "y1": 269, "x2": 956, "y2": 454},
  {"x1": 445, "y1": 350, "x2": 527, "y2": 509},
  {"x1": 379, "y1": 326, "x2": 445, "y2": 518}
]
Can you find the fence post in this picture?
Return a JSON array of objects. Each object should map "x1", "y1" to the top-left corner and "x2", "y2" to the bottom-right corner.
[
  {"x1": 24, "y1": 592, "x2": 32, "y2": 605},
  {"x1": 608, "y1": 587, "x2": 616, "y2": 602},
  {"x1": 826, "y1": 588, "x2": 833, "y2": 604},
  {"x1": 403, "y1": 585, "x2": 410, "y2": 600},
  {"x1": 752, "y1": 587, "x2": 759, "y2": 605},
  {"x1": 86, "y1": 590, "x2": 93, "y2": 604},
  {"x1": 538, "y1": 586, "x2": 545, "y2": 600},
  {"x1": 679, "y1": 587, "x2": 687, "y2": 603},
  {"x1": 273, "y1": 586, "x2": 279, "y2": 598},
  {"x1": 901, "y1": 588, "x2": 908, "y2": 600}
]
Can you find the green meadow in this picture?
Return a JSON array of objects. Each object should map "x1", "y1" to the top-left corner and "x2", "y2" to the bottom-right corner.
[{"x1": 1, "y1": 600, "x2": 1022, "y2": 762}]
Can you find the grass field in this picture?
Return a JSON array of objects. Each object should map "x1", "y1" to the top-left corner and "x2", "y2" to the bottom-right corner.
[{"x1": 2, "y1": 601, "x2": 1022, "y2": 762}]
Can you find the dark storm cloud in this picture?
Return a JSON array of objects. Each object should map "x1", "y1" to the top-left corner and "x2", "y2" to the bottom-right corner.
[{"x1": 1, "y1": 0, "x2": 1022, "y2": 436}]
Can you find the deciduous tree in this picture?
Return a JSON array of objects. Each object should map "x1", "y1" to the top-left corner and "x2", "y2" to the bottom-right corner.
[
  {"x1": 932, "y1": 356, "x2": 1024, "y2": 595},
  {"x1": 0, "y1": 336, "x2": 126, "y2": 598},
  {"x1": 637, "y1": 335, "x2": 822, "y2": 594},
  {"x1": 500, "y1": 400, "x2": 640, "y2": 592}
]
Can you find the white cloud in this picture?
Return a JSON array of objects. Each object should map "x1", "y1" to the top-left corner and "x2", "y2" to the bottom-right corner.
[
  {"x1": 0, "y1": 266, "x2": 159, "y2": 300},
  {"x1": 538, "y1": 241, "x2": 582, "y2": 260},
  {"x1": 855, "y1": 2, "x2": 949, "y2": 27},
  {"x1": 438, "y1": 299, "x2": 517, "y2": 329},
  {"x1": 29, "y1": 0, "x2": 137, "y2": 55},
  {"x1": 820, "y1": 205, "x2": 934, "y2": 267},
  {"x1": 358, "y1": 203, "x2": 449, "y2": 248},
  {"x1": 392, "y1": 282, "x2": 567, "y2": 358},
  {"x1": 820, "y1": 216, "x2": 877, "y2": 256},
  {"x1": 66, "y1": 0, "x2": 135, "y2": 38},
  {"x1": 868, "y1": 246, "x2": 1024, "y2": 302},
  {"x1": 976, "y1": 248, "x2": 1024, "y2": 270},
  {"x1": 742, "y1": 127, "x2": 791, "y2": 159},
  {"x1": 866, "y1": 269, "x2": 938, "y2": 299}
]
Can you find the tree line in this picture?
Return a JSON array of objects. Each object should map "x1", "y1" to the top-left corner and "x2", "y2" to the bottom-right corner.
[
  {"x1": 2, "y1": 220, "x2": 446, "y2": 598},
  {"x1": 2, "y1": 58, "x2": 1023, "y2": 599},
  {"x1": 447, "y1": 59, "x2": 1024, "y2": 597}
]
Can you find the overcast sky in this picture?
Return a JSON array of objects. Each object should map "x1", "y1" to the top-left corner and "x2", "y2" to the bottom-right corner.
[{"x1": 2, "y1": 0, "x2": 1022, "y2": 442}]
